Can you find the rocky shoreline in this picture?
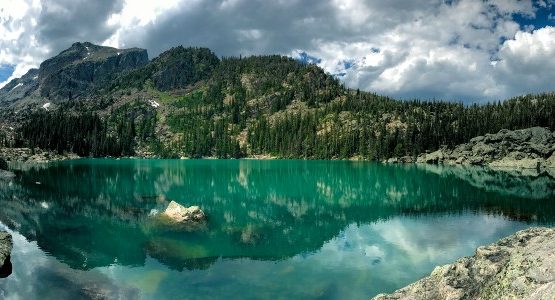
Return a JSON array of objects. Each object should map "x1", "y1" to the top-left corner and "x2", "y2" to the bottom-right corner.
[
  {"x1": 0, "y1": 147, "x2": 79, "y2": 163},
  {"x1": 416, "y1": 127, "x2": 555, "y2": 175},
  {"x1": 373, "y1": 227, "x2": 555, "y2": 300},
  {"x1": 0, "y1": 231, "x2": 13, "y2": 278}
]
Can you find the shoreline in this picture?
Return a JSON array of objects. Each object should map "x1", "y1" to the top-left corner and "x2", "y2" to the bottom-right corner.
[{"x1": 373, "y1": 227, "x2": 555, "y2": 300}]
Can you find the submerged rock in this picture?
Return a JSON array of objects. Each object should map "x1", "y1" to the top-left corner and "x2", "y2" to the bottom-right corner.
[
  {"x1": 373, "y1": 227, "x2": 555, "y2": 300},
  {"x1": 162, "y1": 201, "x2": 206, "y2": 223},
  {"x1": 0, "y1": 231, "x2": 13, "y2": 278}
]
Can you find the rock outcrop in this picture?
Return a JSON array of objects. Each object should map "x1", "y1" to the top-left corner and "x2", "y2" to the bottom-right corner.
[
  {"x1": 373, "y1": 227, "x2": 555, "y2": 300},
  {"x1": 162, "y1": 201, "x2": 206, "y2": 223},
  {"x1": 417, "y1": 127, "x2": 555, "y2": 174},
  {"x1": 114, "y1": 46, "x2": 219, "y2": 91},
  {"x1": 0, "y1": 147, "x2": 79, "y2": 163},
  {"x1": 38, "y1": 42, "x2": 148, "y2": 100},
  {"x1": 0, "y1": 231, "x2": 13, "y2": 276}
]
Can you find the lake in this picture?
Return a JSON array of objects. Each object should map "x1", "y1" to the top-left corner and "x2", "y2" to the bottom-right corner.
[{"x1": 1, "y1": 159, "x2": 554, "y2": 299}]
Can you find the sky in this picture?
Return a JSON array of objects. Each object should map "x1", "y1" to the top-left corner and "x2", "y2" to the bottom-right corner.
[{"x1": 1, "y1": 0, "x2": 555, "y2": 103}]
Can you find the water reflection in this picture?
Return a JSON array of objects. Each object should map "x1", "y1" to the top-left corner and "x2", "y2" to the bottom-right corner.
[{"x1": 0, "y1": 160, "x2": 554, "y2": 299}]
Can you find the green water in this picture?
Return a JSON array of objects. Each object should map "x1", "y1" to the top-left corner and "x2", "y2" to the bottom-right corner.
[{"x1": 0, "y1": 159, "x2": 554, "y2": 299}]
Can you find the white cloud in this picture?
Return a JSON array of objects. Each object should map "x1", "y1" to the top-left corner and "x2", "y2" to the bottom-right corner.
[
  {"x1": 305, "y1": 0, "x2": 548, "y2": 102},
  {"x1": 0, "y1": 0, "x2": 45, "y2": 87},
  {"x1": 493, "y1": 26, "x2": 555, "y2": 97},
  {"x1": 1, "y1": 0, "x2": 554, "y2": 102}
]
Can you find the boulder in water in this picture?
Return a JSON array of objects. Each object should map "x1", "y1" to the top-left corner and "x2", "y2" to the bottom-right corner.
[{"x1": 162, "y1": 201, "x2": 206, "y2": 223}]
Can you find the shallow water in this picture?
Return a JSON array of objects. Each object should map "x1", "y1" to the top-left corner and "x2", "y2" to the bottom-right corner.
[{"x1": 0, "y1": 159, "x2": 554, "y2": 299}]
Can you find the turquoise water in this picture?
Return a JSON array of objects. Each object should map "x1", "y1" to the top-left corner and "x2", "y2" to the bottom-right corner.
[{"x1": 0, "y1": 159, "x2": 554, "y2": 299}]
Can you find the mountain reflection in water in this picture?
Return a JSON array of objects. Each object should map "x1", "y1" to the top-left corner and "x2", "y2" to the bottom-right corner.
[{"x1": 0, "y1": 159, "x2": 554, "y2": 299}]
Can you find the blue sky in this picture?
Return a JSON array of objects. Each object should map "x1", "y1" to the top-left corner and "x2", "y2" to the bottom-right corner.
[
  {"x1": 514, "y1": 1, "x2": 555, "y2": 29},
  {"x1": 1, "y1": 0, "x2": 555, "y2": 103},
  {"x1": 0, "y1": 65, "x2": 15, "y2": 83}
]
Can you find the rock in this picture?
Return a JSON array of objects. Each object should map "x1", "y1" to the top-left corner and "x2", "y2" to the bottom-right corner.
[
  {"x1": 420, "y1": 149, "x2": 446, "y2": 164},
  {"x1": 0, "y1": 231, "x2": 13, "y2": 277},
  {"x1": 38, "y1": 42, "x2": 148, "y2": 100},
  {"x1": 373, "y1": 227, "x2": 555, "y2": 300},
  {"x1": 0, "y1": 147, "x2": 79, "y2": 163},
  {"x1": 546, "y1": 153, "x2": 555, "y2": 169},
  {"x1": 489, "y1": 158, "x2": 542, "y2": 170},
  {"x1": 386, "y1": 157, "x2": 399, "y2": 164},
  {"x1": 417, "y1": 127, "x2": 555, "y2": 171},
  {"x1": 162, "y1": 201, "x2": 206, "y2": 223}
]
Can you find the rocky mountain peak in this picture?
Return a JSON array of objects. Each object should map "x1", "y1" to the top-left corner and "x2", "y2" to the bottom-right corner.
[{"x1": 37, "y1": 42, "x2": 149, "y2": 100}]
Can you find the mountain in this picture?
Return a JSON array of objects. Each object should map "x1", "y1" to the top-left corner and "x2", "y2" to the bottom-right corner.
[
  {"x1": 0, "y1": 42, "x2": 554, "y2": 160},
  {"x1": 0, "y1": 68, "x2": 39, "y2": 107},
  {"x1": 0, "y1": 42, "x2": 148, "y2": 107},
  {"x1": 111, "y1": 46, "x2": 219, "y2": 91}
]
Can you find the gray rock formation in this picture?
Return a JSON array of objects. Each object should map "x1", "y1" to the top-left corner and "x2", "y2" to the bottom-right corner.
[
  {"x1": 0, "y1": 147, "x2": 79, "y2": 163},
  {"x1": 373, "y1": 227, "x2": 555, "y2": 300},
  {"x1": 162, "y1": 201, "x2": 206, "y2": 223},
  {"x1": 417, "y1": 127, "x2": 555, "y2": 174},
  {"x1": 37, "y1": 42, "x2": 148, "y2": 101},
  {"x1": 0, "y1": 231, "x2": 13, "y2": 269}
]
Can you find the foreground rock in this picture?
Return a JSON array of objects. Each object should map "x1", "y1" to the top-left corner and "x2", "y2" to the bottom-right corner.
[
  {"x1": 162, "y1": 201, "x2": 206, "y2": 223},
  {"x1": 0, "y1": 231, "x2": 13, "y2": 277},
  {"x1": 0, "y1": 147, "x2": 79, "y2": 163},
  {"x1": 417, "y1": 127, "x2": 555, "y2": 174},
  {"x1": 373, "y1": 227, "x2": 555, "y2": 300}
]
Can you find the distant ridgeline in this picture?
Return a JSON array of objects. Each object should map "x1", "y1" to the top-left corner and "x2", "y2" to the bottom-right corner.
[{"x1": 0, "y1": 42, "x2": 554, "y2": 159}]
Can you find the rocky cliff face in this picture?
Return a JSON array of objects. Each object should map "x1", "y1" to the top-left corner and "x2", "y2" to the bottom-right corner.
[
  {"x1": 373, "y1": 227, "x2": 555, "y2": 300},
  {"x1": 113, "y1": 46, "x2": 219, "y2": 91},
  {"x1": 0, "y1": 68, "x2": 39, "y2": 107},
  {"x1": 417, "y1": 127, "x2": 555, "y2": 174},
  {"x1": 38, "y1": 42, "x2": 148, "y2": 100}
]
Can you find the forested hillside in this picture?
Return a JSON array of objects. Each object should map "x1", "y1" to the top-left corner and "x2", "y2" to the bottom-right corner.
[{"x1": 2, "y1": 44, "x2": 554, "y2": 159}]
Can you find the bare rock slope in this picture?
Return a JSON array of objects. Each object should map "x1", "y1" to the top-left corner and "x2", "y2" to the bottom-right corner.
[
  {"x1": 373, "y1": 227, "x2": 555, "y2": 300},
  {"x1": 417, "y1": 127, "x2": 555, "y2": 174}
]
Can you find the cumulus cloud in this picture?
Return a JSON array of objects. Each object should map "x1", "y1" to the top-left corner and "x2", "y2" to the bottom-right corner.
[
  {"x1": 0, "y1": 0, "x2": 554, "y2": 102},
  {"x1": 494, "y1": 26, "x2": 555, "y2": 96}
]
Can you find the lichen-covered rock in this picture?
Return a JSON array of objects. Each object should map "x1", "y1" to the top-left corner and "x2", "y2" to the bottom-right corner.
[
  {"x1": 0, "y1": 231, "x2": 13, "y2": 269},
  {"x1": 373, "y1": 227, "x2": 555, "y2": 300},
  {"x1": 417, "y1": 127, "x2": 555, "y2": 172},
  {"x1": 162, "y1": 201, "x2": 206, "y2": 223}
]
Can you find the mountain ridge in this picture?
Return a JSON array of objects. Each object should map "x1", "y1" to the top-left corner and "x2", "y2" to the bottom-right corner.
[{"x1": 0, "y1": 42, "x2": 554, "y2": 160}]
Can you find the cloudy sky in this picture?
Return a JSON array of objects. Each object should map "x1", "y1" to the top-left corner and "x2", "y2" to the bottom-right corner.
[{"x1": 1, "y1": 0, "x2": 554, "y2": 103}]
